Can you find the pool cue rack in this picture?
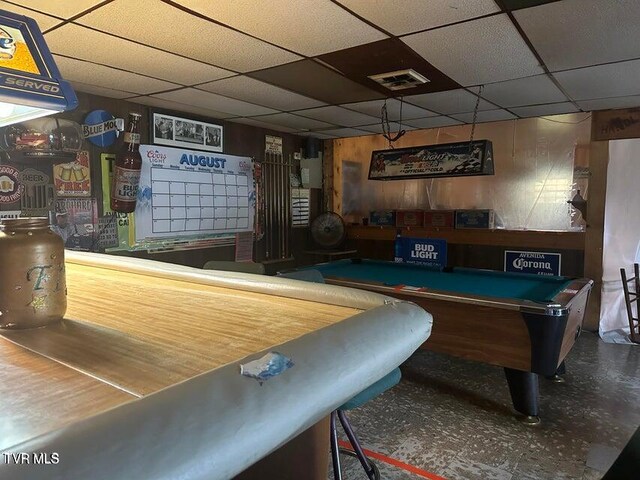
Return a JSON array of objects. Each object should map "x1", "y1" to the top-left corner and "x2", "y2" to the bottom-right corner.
[{"x1": 263, "y1": 150, "x2": 292, "y2": 261}]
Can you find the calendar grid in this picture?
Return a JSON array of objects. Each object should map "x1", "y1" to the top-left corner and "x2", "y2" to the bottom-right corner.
[{"x1": 150, "y1": 167, "x2": 250, "y2": 234}]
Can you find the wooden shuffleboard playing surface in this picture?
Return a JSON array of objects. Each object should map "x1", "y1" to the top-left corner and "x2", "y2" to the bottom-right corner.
[{"x1": 1, "y1": 260, "x2": 363, "y2": 450}]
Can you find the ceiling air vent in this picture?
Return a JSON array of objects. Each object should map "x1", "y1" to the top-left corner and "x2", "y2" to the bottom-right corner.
[{"x1": 368, "y1": 69, "x2": 430, "y2": 91}]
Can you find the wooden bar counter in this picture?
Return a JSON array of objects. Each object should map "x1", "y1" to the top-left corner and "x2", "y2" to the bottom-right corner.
[{"x1": 0, "y1": 252, "x2": 431, "y2": 480}]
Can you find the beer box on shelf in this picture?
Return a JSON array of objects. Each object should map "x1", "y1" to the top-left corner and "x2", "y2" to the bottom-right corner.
[
  {"x1": 455, "y1": 209, "x2": 496, "y2": 229},
  {"x1": 423, "y1": 210, "x2": 455, "y2": 229},
  {"x1": 369, "y1": 210, "x2": 396, "y2": 226},
  {"x1": 396, "y1": 210, "x2": 424, "y2": 227}
]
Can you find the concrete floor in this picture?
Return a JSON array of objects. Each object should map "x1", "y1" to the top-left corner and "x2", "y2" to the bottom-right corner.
[{"x1": 335, "y1": 332, "x2": 640, "y2": 480}]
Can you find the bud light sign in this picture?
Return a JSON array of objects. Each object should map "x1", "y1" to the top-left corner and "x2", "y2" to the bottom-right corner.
[
  {"x1": 395, "y1": 237, "x2": 447, "y2": 269},
  {"x1": 504, "y1": 251, "x2": 561, "y2": 276}
]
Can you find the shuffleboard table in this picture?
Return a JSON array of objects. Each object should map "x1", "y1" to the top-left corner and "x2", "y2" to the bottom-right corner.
[
  {"x1": 0, "y1": 252, "x2": 431, "y2": 480},
  {"x1": 286, "y1": 259, "x2": 593, "y2": 424}
]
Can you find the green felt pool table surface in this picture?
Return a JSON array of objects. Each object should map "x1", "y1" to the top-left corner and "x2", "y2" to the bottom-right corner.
[{"x1": 304, "y1": 259, "x2": 571, "y2": 303}]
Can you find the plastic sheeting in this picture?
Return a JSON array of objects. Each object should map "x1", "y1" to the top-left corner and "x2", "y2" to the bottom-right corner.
[
  {"x1": 339, "y1": 113, "x2": 591, "y2": 231},
  {"x1": 599, "y1": 139, "x2": 640, "y2": 343}
]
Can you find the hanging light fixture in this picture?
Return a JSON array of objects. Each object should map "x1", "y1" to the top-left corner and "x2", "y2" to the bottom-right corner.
[{"x1": 0, "y1": 10, "x2": 77, "y2": 127}]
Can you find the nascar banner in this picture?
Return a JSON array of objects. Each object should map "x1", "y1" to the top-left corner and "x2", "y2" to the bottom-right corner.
[{"x1": 369, "y1": 140, "x2": 494, "y2": 180}]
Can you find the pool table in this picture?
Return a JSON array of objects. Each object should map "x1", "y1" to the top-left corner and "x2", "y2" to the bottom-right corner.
[{"x1": 287, "y1": 259, "x2": 593, "y2": 424}]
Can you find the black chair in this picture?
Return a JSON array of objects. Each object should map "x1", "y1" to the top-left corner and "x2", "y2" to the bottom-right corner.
[{"x1": 620, "y1": 264, "x2": 639, "y2": 344}]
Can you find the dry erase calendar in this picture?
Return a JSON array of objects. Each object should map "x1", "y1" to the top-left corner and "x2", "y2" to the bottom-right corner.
[{"x1": 135, "y1": 145, "x2": 254, "y2": 242}]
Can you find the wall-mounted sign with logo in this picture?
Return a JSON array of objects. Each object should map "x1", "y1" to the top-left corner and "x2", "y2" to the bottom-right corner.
[
  {"x1": 82, "y1": 110, "x2": 124, "y2": 147},
  {"x1": 0, "y1": 164, "x2": 22, "y2": 203},
  {"x1": 370, "y1": 140, "x2": 494, "y2": 181},
  {"x1": 394, "y1": 236, "x2": 447, "y2": 269},
  {"x1": 0, "y1": 10, "x2": 77, "y2": 124},
  {"x1": 53, "y1": 150, "x2": 91, "y2": 197},
  {"x1": 265, "y1": 135, "x2": 282, "y2": 155},
  {"x1": 504, "y1": 250, "x2": 561, "y2": 276}
]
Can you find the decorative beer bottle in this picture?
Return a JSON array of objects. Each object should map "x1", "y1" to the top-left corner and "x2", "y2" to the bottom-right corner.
[{"x1": 111, "y1": 112, "x2": 142, "y2": 213}]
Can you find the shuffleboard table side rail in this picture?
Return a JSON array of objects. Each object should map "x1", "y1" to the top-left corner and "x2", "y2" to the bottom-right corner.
[
  {"x1": 0, "y1": 301, "x2": 432, "y2": 480},
  {"x1": 65, "y1": 251, "x2": 393, "y2": 311}
]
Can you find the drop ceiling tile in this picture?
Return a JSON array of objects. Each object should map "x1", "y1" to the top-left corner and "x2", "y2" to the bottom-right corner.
[
  {"x1": 479, "y1": 75, "x2": 568, "y2": 108},
  {"x1": 176, "y1": 0, "x2": 387, "y2": 56},
  {"x1": 131, "y1": 96, "x2": 234, "y2": 119},
  {"x1": 0, "y1": 3, "x2": 63, "y2": 30},
  {"x1": 70, "y1": 81, "x2": 137, "y2": 99},
  {"x1": 249, "y1": 60, "x2": 384, "y2": 104},
  {"x1": 501, "y1": 0, "x2": 561, "y2": 9},
  {"x1": 198, "y1": 76, "x2": 325, "y2": 111},
  {"x1": 336, "y1": 0, "x2": 499, "y2": 35},
  {"x1": 155, "y1": 88, "x2": 278, "y2": 117},
  {"x1": 315, "y1": 128, "x2": 370, "y2": 138},
  {"x1": 10, "y1": 0, "x2": 104, "y2": 18},
  {"x1": 341, "y1": 99, "x2": 438, "y2": 120},
  {"x1": 250, "y1": 113, "x2": 335, "y2": 130},
  {"x1": 405, "y1": 88, "x2": 496, "y2": 115},
  {"x1": 553, "y1": 60, "x2": 640, "y2": 101},
  {"x1": 229, "y1": 117, "x2": 299, "y2": 133},
  {"x1": 77, "y1": 0, "x2": 301, "y2": 72},
  {"x1": 53, "y1": 55, "x2": 180, "y2": 95},
  {"x1": 357, "y1": 122, "x2": 417, "y2": 134},
  {"x1": 510, "y1": 102, "x2": 579, "y2": 118},
  {"x1": 294, "y1": 106, "x2": 378, "y2": 127},
  {"x1": 46, "y1": 24, "x2": 234, "y2": 86},
  {"x1": 451, "y1": 109, "x2": 517, "y2": 124},
  {"x1": 515, "y1": 0, "x2": 640, "y2": 71},
  {"x1": 402, "y1": 14, "x2": 544, "y2": 86},
  {"x1": 317, "y1": 38, "x2": 460, "y2": 98},
  {"x1": 405, "y1": 116, "x2": 463, "y2": 129},
  {"x1": 576, "y1": 96, "x2": 640, "y2": 112},
  {"x1": 296, "y1": 131, "x2": 337, "y2": 140}
]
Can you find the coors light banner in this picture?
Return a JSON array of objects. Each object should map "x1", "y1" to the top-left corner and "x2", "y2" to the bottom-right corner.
[{"x1": 369, "y1": 140, "x2": 494, "y2": 180}]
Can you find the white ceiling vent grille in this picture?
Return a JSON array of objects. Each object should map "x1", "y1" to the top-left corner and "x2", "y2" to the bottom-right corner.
[{"x1": 368, "y1": 69, "x2": 430, "y2": 91}]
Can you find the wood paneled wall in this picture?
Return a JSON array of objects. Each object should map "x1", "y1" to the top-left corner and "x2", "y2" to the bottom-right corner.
[
  {"x1": 55, "y1": 91, "x2": 311, "y2": 267},
  {"x1": 324, "y1": 120, "x2": 607, "y2": 330}
]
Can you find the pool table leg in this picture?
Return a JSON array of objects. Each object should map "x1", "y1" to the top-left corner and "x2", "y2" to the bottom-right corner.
[
  {"x1": 503, "y1": 368, "x2": 540, "y2": 425},
  {"x1": 545, "y1": 361, "x2": 567, "y2": 383}
]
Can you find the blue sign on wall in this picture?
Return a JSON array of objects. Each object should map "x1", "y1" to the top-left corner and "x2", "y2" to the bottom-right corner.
[
  {"x1": 394, "y1": 237, "x2": 447, "y2": 269},
  {"x1": 82, "y1": 110, "x2": 123, "y2": 147},
  {"x1": 504, "y1": 250, "x2": 561, "y2": 276}
]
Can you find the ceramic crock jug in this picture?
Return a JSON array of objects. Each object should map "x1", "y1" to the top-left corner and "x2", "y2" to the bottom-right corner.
[{"x1": 0, "y1": 217, "x2": 66, "y2": 329}]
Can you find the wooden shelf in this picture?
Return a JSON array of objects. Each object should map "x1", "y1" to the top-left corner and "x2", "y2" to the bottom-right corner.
[{"x1": 347, "y1": 226, "x2": 585, "y2": 251}]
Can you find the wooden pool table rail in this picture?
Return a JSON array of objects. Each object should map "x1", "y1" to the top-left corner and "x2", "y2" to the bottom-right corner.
[{"x1": 320, "y1": 275, "x2": 593, "y2": 316}]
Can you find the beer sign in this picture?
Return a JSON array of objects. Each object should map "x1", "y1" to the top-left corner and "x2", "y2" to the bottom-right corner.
[
  {"x1": 504, "y1": 251, "x2": 561, "y2": 276},
  {"x1": 82, "y1": 110, "x2": 124, "y2": 147},
  {"x1": 0, "y1": 164, "x2": 21, "y2": 203},
  {"x1": 0, "y1": 10, "x2": 77, "y2": 123},
  {"x1": 395, "y1": 237, "x2": 447, "y2": 269},
  {"x1": 369, "y1": 140, "x2": 494, "y2": 180},
  {"x1": 53, "y1": 150, "x2": 91, "y2": 197}
]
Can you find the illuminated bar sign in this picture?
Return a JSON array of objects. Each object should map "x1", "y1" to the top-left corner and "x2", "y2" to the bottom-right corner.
[
  {"x1": 369, "y1": 140, "x2": 494, "y2": 181},
  {"x1": 0, "y1": 10, "x2": 77, "y2": 125}
]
